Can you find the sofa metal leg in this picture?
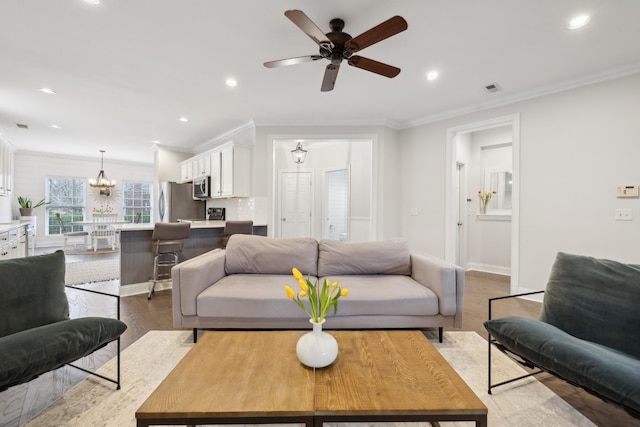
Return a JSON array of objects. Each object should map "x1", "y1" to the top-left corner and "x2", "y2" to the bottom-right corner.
[
  {"x1": 438, "y1": 327, "x2": 443, "y2": 343},
  {"x1": 193, "y1": 328, "x2": 198, "y2": 343}
]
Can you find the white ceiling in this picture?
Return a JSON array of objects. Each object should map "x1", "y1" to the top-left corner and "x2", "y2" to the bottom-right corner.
[{"x1": 1, "y1": 0, "x2": 640, "y2": 165}]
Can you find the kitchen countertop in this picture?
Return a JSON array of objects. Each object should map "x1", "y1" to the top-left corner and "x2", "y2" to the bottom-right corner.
[{"x1": 116, "y1": 220, "x2": 264, "y2": 232}]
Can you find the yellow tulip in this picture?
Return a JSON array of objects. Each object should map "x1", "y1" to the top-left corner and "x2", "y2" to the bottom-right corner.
[
  {"x1": 284, "y1": 285, "x2": 296, "y2": 299},
  {"x1": 332, "y1": 281, "x2": 340, "y2": 288},
  {"x1": 297, "y1": 277, "x2": 309, "y2": 292},
  {"x1": 292, "y1": 267, "x2": 303, "y2": 281},
  {"x1": 340, "y1": 288, "x2": 349, "y2": 297},
  {"x1": 299, "y1": 290, "x2": 307, "y2": 298}
]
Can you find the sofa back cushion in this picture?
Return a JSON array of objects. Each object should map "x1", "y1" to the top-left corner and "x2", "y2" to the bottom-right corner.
[
  {"x1": 225, "y1": 234, "x2": 318, "y2": 276},
  {"x1": 0, "y1": 250, "x2": 69, "y2": 338},
  {"x1": 539, "y1": 252, "x2": 640, "y2": 359},
  {"x1": 318, "y1": 238, "x2": 411, "y2": 277}
]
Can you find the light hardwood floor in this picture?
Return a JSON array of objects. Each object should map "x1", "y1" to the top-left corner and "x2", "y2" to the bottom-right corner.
[{"x1": 1, "y1": 262, "x2": 638, "y2": 427}]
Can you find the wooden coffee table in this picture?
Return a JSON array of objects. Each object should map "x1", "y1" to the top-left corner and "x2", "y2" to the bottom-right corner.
[{"x1": 135, "y1": 330, "x2": 487, "y2": 427}]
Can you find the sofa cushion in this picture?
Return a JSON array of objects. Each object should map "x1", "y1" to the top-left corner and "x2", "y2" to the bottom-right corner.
[
  {"x1": 0, "y1": 317, "x2": 127, "y2": 391},
  {"x1": 539, "y1": 252, "x2": 640, "y2": 359},
  {"x1": 485, "y1": 316, "x2": 640, "y2": 414},
  {"x1": 197, "y1": 274, "x2": 438, "y2": 319},
  {"x1": 0, "y1": 251, "x2": 68, "y2": 338},
  {"x1": 197, "y1": 274, "x2": 313, "y2": 318},
  {"x1": 318, "y1": 239, "x2": 411, "y2": 277},
  {"x1": 225, "y1": 235, "x2": 318, "y2": 276},
  {"x1": 319, "y1": 275, "x2": 439, "y2": 316}
]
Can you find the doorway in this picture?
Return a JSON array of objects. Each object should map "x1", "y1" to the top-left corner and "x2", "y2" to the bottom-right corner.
[{"x1": 446, "y1": 114, "x2": 520, "y2": 294}]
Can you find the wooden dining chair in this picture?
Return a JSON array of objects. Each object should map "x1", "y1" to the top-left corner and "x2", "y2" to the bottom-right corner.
[{"x1": 91, "y1": 214, "x2": 118, "y2": 251}]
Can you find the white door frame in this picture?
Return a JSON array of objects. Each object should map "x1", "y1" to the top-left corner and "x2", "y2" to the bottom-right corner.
[{"x1": 445, "y1": 113, "x2": 521, "y2": 294}]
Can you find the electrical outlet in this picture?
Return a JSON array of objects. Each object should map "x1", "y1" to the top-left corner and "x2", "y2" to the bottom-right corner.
[{"x1": 615, "y1": 209, "x2": 632, "y2": 221}]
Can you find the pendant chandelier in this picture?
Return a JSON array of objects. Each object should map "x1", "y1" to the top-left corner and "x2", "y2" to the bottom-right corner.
[
  {"x1": 89, "y1": 150, "x2": 116, "y2": 188},
  {"x1": 291, "y1": 142, "x2": 308, "y2": 164}
]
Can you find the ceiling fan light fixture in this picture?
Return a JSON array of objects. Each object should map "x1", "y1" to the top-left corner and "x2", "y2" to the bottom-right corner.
[
  {"x1": 89, "y1": 150, "x2": 116, "y2": 188},
  {"x1": 291, "y1": 142, "x2": 308, "y2": 164}
]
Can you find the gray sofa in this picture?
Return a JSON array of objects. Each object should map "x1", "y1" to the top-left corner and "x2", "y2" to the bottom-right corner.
[
  {"x1": 484, "y1": 252, "x2": 640, "y2": 418},
  {"x1": 172, "y1": 235, "x2": 464, "y2": 342}
]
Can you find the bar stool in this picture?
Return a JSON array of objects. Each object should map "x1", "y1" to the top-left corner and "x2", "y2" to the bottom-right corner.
[
  {"x1": 221, "y1": 220, "x2": 253, "y2": 248},
  {"x1": 148, "y1": 222, "x2": 191, "y2": 300}
]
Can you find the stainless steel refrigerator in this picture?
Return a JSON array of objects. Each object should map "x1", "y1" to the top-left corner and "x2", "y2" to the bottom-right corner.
[{"x1": 157, "y1": 182, "x2": 205, "y2": 222}]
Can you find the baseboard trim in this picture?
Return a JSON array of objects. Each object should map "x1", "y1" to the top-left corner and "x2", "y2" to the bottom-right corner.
[
  {"x1": 119, "y1": 280, "x2": 172, "y2": 297},
  {"x1": 466, "y1": 262, "x2": 510, "y2": 276}
]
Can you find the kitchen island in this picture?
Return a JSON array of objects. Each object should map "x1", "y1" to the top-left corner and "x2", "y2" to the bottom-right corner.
[{"x1": 117, "y1": 221, "x2": 267, "y2": 288}]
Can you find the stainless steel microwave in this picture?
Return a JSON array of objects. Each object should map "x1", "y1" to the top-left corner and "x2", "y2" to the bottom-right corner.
[{"x1": 193, "y1": 176, "x2": 210, "y2": 199}]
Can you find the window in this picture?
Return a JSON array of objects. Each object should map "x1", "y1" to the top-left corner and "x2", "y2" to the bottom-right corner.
[
  {"x1": 46, "y1": 177, "x2": 87, "y2": 235},
  {"x1": 122, "y1": 181, "x2": 152, "y2": 223}
]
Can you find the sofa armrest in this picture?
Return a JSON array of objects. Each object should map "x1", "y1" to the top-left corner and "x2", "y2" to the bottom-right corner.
[
  {"x1": 410, "y1": 252, "x2": 464, "y2": 327},
  {"x1": 172, "y1": 249, "x2": 226, "y2": 324}
]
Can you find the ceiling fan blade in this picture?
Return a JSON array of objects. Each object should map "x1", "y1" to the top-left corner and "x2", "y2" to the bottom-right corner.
[
  {"x1": 344, "y1": 16, "x2": 408, "y2": 53},
  {"x1": 348, "y1": 56, "x2": 401, "y2": 78},
  {"x1": 285, "y1": 9, "x2": 334, "y2": 49},
  {"x1": 321, "y1": 64, "x2": 340, "y2": 92},
  {"x1": 264, "y1": 55, "x2": 323, "y2": 68}
]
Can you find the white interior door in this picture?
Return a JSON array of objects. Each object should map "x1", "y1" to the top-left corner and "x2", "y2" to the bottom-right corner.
[
  {"x1": 280, "y1": 171, "x2": 312, "y2": 238},
  {"x1": 323, "y1": 169, "x2": 349, "y2": 241}
]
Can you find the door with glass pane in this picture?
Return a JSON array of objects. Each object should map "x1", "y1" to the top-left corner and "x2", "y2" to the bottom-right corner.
[{"x1": 323, "y1": 168, "x2": 349, "y2": 241}]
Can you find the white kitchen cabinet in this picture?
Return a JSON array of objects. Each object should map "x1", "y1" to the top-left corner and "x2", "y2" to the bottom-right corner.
[
  {"x1": 210, "y1": 145, "x2": 250, "y2": 198},
  {"x1": 180, "y1": 161, "x2": 194, "y2": 183},
  {"x1": 210, "y1": 151, "x2": 221, "y2": 197},
  {"x1": 195, "y1": 155, "x2": 211, "y2": 178}
]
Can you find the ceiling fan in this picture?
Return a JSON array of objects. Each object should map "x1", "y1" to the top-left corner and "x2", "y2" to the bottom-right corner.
[{"x1": 264, "y1": 10, "x2": 408, "y2": 92}]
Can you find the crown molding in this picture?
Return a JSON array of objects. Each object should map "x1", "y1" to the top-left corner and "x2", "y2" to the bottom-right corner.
[{"x1": 401, "y1": 63, "x2": 640, "y2": 129}]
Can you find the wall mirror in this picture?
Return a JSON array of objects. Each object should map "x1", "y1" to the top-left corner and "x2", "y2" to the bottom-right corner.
[{"x1": 485, "y1": 170, "x2": 512, "y2": 212}]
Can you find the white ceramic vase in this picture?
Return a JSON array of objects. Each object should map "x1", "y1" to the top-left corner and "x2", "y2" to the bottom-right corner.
[{"x1": 296, "y1": 319, "x2": 338, "y2": 368}]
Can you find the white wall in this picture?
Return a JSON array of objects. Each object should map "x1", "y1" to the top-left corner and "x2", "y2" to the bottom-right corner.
[
  {"x1": 13, "y1": 152, "x2": 154, "y2": 247},
  {"x1": 400, "y1": 71, "x2": 640, "y2": 292}
]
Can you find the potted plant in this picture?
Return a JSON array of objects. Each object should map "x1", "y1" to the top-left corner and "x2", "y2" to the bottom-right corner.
[{"x1": 17, "y1": 196, "x2": 48, "y2": 217}]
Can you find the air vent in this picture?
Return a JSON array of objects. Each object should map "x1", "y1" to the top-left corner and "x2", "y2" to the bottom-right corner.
[
  {"x1": 485, "y1": 83, "x2": 501, "y2": 93},
  {"x1": 16, "y1": 123, "x2": 29, "y2": 129}
]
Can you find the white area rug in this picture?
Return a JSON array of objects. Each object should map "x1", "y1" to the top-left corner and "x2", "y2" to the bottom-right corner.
[
  {"x1": 65, "y1": 258, "x2": 119, "y2": 285},
  {"x1": 24, "y1": 331, "x2": 595, "y2": 427}
]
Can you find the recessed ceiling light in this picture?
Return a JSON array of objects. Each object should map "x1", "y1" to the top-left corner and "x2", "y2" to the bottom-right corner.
[
  {"x1": 50, "y1": 124, "x2": 61, "y2": 129},
  {"x1": 39, "y1": 87, "x2": 56, "y2": 94},
  {"x1": 179, "y1": 117, "x2": 189, "y2": 123},
  {"x1": 567, "y1": 14, "x2": 591, "y2": 30},
  {"x1": 226, "y1": 78, "x2": 238, "y2": 87},
  {"x1": 83, "y1": 0, "x2": 102, "y2": 5},
  {"x1": 426, "y1": 71, "x2": 439, "y2": 81}
]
